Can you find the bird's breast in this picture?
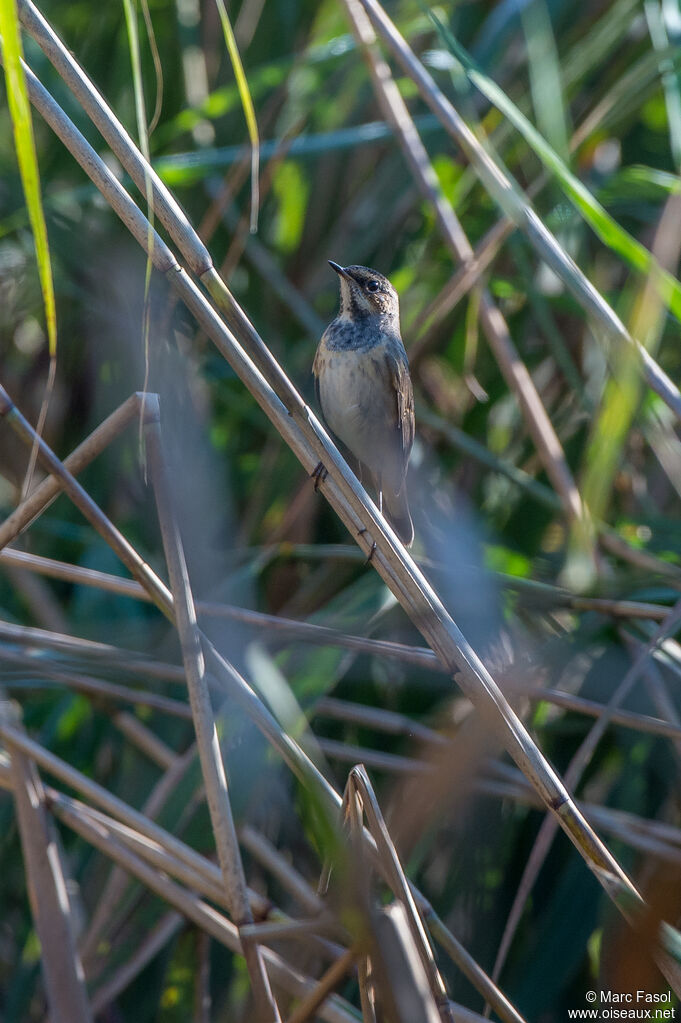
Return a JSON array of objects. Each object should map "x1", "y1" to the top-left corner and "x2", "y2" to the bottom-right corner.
[{"x1": 314, "y1": 339, "x2": 398, "y2": 471}]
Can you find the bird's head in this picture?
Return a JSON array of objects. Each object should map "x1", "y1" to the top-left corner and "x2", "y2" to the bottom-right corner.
[{"x1": 329, "y1": 261, "x2": 400, "y2": 325}]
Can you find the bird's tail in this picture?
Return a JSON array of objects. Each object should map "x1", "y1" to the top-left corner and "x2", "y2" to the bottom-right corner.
[{"x1": 383, "y1": 487, "x2": 414, "y2": 548}]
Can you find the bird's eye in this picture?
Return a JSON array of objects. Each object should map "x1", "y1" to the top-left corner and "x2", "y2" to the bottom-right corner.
[{"x1": 366, "y1": 280, "x2": 380, "y2": 292}]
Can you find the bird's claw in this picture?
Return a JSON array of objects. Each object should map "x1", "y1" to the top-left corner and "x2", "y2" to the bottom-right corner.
[
  {"x1": 357, "y1": 527, "x2": 377, "y2": 563},
  {"x1": 311, "y1": 461, "x2": 328, "y2": 492}
]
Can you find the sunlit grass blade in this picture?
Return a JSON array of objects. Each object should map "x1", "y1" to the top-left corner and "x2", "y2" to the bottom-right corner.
[
  {"x1": 140, "y1": 0, "x2": 163, "y2": 136},
  {"x1": 645, "y1": 0, "x2": 681, "y2": 169},
  {"x1": 214, "y1": 0, "x2": 259, "y2": 232},
  {"x1": 425, "y1": 5, "x2": 681, "y2": 327},
  {"x1": 122, "y1": 0, "x2": 155, "y2": 462},
  {"x1": 0, "y1": 0, "x2": 56, "y2": 359},
  {"x1": 0, "y1": 0, "x2": 57, "y2": 497},
  {"x1": 521, "y1": 0, "x2": 570, "y2": 161},
  {"x1": 568, "y1": 184, "x2": 681, "y2": 590}
]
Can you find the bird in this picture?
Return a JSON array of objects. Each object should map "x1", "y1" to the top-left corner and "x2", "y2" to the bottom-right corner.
[{"x1": 312, "y1": 261, "x2": 415, "y2": 547}]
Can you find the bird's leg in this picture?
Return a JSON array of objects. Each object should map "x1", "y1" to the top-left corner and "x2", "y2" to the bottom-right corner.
[
  {"x1": 311, "y1": 461, "x2": 328, "y2": 492},
  {"x1": 356, "y1": 482, "x2": 382, "y2": 562}
]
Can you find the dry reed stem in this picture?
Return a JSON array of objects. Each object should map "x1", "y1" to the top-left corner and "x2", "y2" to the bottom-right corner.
[
  {"x1": 0, "y1": 53, "x2": 666, "y2": 887},
  {"x1": 320, "y1": 738, "x2": 429, "y2": 775},
  {"x1": 1, "y1": 648, "x2": 192, "y2": 718},
  {"x1": 637, "y1": 656, "x2": 681, "y2": 767},
  {"x1": 237, "y1": 918, "x2": 341, "y2": 945},
  {"x1": 2, "y1": 448, "x2": 674, "y2": 838},
  {"x1": 206, "y1": 182, "x2": 326, "y2": 340},
  {"x1": 46, "y1": 791, "x2": 235, "y2": 908},
  {"x1": 242, "y1": 776, "x2": 520, "y2": 1013},
  {"x1": 0, "y1": 723, "x2": 269, "y2": 916},
  {"x1": 0, "y1": 392, "x2": 142, "y2": 553},
  {"x1": 284, "y1": 948, "x2": 356, "y2": 1023},
  {"x1": 318, "y1": 687, "x2": 681, "y2": 749},
  {"x1": 49, "y1": 797, "x2": 360, "y2": 1023},
  {"x1": 492, "y1": 597, "x2": 681, "y2": 983},
  {"x1": 144, "y1": 406, "x2": 281, "y2": 1022},
  {"x1": 1, "y1": 548, "x2": 431, "y2": 660},
  {"x1": 0, "y1": 703, "x2": 92, "y2": 1023},
  {"x1": 78, "y1": 740, "x2": 201, "y2": 970},
  {"x1": 343, "y1": 765, "x2": 464, "y2": 1021},
  {"x1": 2, "y1": 554, "x2": 676, "y2": 685},
  {"x1": 0, "y1": 386, "x2": 638, "y2": 916},
  {"x1": 599, "y1": 529, "x2": 681, "y2": 585},
  {"x1": 363, "y1": 902, "x2": 445, "y2": 1023},
  {"x1": 314, "y1": 697, "x2": 447, "y2": 745},
  {"x1": 0, "y1": 613, "x2": 184, "y2": 672},
  {"x1": 0, "y1": 384, "x2": 175, "y2": 617},
  {"x1": 409, "y1": 213, "x2": 516, "y2": 367}
]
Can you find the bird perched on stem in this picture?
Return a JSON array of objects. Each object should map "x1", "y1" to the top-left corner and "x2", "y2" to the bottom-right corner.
[{"x1": 313, "y1": 261, "x2": 415, "y2": 547}]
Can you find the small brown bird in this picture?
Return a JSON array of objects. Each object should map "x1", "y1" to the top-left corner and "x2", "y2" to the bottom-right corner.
[{"x1": 313, "y1": 261, "x2": 415, "y2": 546}]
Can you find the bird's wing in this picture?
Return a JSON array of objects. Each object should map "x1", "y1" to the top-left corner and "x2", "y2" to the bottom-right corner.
[
  {"x1": 312, "y1": 343, "x2": 323, "y2": 411},
  {"x1": 313, "y1": 369, "x2": 321, "y2": 412},
  {"x1": 383, "y1": 346, "x2": 415, "y2": 494}
]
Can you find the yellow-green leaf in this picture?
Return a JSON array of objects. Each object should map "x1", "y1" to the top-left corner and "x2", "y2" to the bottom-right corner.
[
  {"x1": 214, "y1": 0, "x2": 260, "y2": 232},
  {"x1": 0, "y1": 0, "x2": 56, "y2": 359}
]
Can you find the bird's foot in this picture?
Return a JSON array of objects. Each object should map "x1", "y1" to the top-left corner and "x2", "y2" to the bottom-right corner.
[
  {"x1": 358, "y1": 527, "x2": 377, "y2": 563},
  {"x1": 311, "y1": 461, "x2": 328, "y2": 492}
]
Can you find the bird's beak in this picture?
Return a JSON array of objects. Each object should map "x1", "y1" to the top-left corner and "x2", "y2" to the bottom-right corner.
[{"x1": 328, "y1": 260, "x2": 352, "y2": 281}]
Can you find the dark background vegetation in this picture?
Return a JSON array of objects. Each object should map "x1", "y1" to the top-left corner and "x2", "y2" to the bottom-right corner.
[{"x1": 1, "y1": 0, "x2": 681, "y2": 1019}]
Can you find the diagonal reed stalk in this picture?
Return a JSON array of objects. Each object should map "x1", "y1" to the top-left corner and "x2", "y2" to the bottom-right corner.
[
  {"x1": 78, "y1": 741, "x2": 203, "y2": 972},
  {"x1": 0, "y1": 701, "x2": 92, "y2": 1023},
  {"x1": 285, "y1": 949, "x2": 357, "y2": 1023},
  {"x1": 0, "y1": 391, "x2": 143, "y2": 550},
  {"x1": 342, "y1": 764, "x2": 528, "y2": 1023},
  {"x1": 143, "y1": 399, "x2": 282, "y2": 1022},
  {"x1": 493, "y1": 596, "x2": 681, "y2": 983},
  {"x1": 47, "y1": 792, "x2": 360, "y2": 1023}
]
